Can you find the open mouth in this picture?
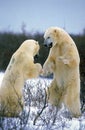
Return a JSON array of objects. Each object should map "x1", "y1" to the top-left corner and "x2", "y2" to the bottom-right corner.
[
  {"x1": 34, "y1": 53, "x2": 39, "y2": 62},
  {"x1": 49, "y1": 42, "x2": 53, "y2": 48},
  {"x1": 44, "y1": 42, "x2": 53, "y2": 48}
]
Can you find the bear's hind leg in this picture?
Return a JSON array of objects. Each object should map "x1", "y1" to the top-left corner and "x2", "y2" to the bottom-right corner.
[
  {"x1": 64, "y1": 94, "x2": 81, "y2": 118},
  {"x1": 47, "y1": 79, "x2": 62, "y2": 108}
]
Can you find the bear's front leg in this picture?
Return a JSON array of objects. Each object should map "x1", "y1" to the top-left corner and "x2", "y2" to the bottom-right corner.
[
  {"x1": 26, "y1": 63, "x2": 42, "y2": 79},
  {"x1": 35, "y1": 63, "x2": 42, "y2": 75},
  {"x1": 42, "y1": 58, "x2": 54, "y2": 76}
]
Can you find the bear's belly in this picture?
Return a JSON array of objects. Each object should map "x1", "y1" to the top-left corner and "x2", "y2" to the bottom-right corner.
[{"x1": 54, "y1": 66, "x2": 69, "y2": 88}]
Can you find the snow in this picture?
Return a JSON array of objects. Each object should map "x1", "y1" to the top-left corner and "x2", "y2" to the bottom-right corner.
[{"x1": 0, "y1": 72, "x2": 85, "y2": 130}]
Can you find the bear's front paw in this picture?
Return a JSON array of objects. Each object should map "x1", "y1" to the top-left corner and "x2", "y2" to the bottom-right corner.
[
  {"x1": 58, "y1": 56, "x2": 69, "y2": 65},
  {"x1": 37, "y1": 63, "x2": 42, "y2": 73},
  {"x1": 40, "y1": 69, "x2": 50, "y2": 77},
  {"x1": 63, "y1": 59, "x2": 69, "y2": 64}
]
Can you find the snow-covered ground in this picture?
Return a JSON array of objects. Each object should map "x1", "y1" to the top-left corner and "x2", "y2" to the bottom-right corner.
[{"x1": 0, "y1": 72, "x2": 85, "y2": 130}]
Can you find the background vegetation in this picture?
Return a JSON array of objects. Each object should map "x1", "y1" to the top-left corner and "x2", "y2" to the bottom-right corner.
[{"x1": 0, "y1": 30, "x2": 85, "y2": 75}]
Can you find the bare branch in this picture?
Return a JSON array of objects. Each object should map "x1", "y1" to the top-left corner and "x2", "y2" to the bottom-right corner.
[{"x1": 33, "y1": 88, "x2": 47, "y2": 125}]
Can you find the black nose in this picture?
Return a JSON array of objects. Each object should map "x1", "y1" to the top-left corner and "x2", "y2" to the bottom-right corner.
[
  {"x1": 44, "y1": 44, "x2": 48, "y2": 47},
  {"x1": 44, "y1": 39, "x2": 48, "y2": 47}
]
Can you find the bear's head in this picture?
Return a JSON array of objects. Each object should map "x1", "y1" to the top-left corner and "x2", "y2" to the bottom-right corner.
[
  {"x1": 44, "y1": 27, "x2": 67, "y2": 48},
  {"x1": 19, "y1": 39, "x2": 40, "y2": 57}
]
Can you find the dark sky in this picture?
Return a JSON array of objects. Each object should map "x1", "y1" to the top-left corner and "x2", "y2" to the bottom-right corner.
[{"x1": 0, "y1": 0, "x2": 85, "y2": 34}]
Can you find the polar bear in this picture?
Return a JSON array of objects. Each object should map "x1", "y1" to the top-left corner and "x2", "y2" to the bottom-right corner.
[
  {"x1": 43, "y1": 27, "x2": 81, "y2": 117},
  {"x1": 0, "y1": 39, "x2": 42, "y2": 117}
]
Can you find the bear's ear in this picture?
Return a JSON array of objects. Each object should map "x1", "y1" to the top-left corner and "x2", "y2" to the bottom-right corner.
[
  {"x1": 54, "y1": 29, "x2": 57, "y2": 33},
  {"x1": 35, "y1": 41, "x2": 38, "y2": 45},
  {"x1": 54, "y1": 29, "x2": 59, "y2": 37}
]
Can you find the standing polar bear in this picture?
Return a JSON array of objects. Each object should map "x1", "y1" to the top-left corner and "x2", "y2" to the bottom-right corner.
[
  {"x1": 43, "y1": 27, "x2": 81, "y2": 117},
  {"x1": 0, "y1": 39, "x2": 42, "y2": 117}
]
